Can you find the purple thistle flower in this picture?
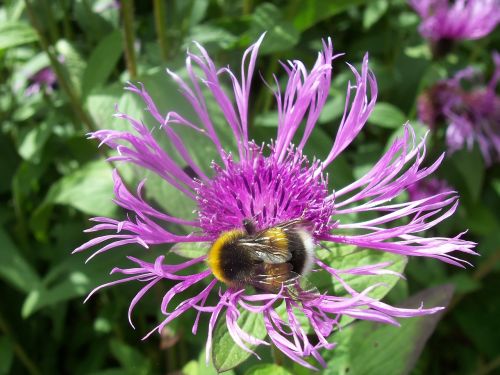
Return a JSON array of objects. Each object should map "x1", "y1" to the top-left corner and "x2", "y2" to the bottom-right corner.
[
  {"x1": 418, "y1": 52, "x2": 500, "y2": 165},
  {"x1": 25, "y1": 66, "x2": 57, "y2": 96},
  {"x1": 75, "y1": 35, "x2": 476, "y2": 368},
  {"x1": 409, "y1": 0, "x2": 500, "y2": 42}
]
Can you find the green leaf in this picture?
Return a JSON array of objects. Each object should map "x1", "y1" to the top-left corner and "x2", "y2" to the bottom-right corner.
[
  {"x1": 0, "y1": 22, "x2": 38, "y2": 50},
  {"x1": 182, "y1": 350, "x2": 229, "y2": 375},
  {"x1": 288, "y1": 0, "x2": 368, "y2": 31},
  {"x1": 41, "y1": 159, "x2": 116, "y2": 217},
  {"x1": 82, "y1": 30, "x2": 123, "y2": 99},
  {"x1": 17, "y1": 122, "x2": 52, "y2": 163},
  {"x1": 212, "y1": 310, "x2": 267, "y2": 372},
  {"x1": 316, "y1": 243, "x2": 407, "y2": 302},
  {"x1": 21, "y1": 250, "x2": 127, "y2": 317},
  {"x1": 451, "y1": 147, "x2": 484, "y2": 202},
  {"x1": 363, "y1": 0, "x2": 388, "y2": 30},
  {"x1": 0, "y1": 336, "x2": 14, "y2": 375},
  {"x1": 385, "y1": 121, "x2": 428, "y2": 152},
  {"x1": 170, "y1": 241, "x2": 210, "y2": 259},
  {"x1": 368, "y1": 102, "x2": 406, "y2": 129},
  {"x1": 0, "y1": 227, "x2": 41, "y2": 293},
  {"x1": 250, "y1": 3, "x2": 300, "y2": 54},
  {"x1": 85, "y1": 84, "x2": 123, "y2": 129},
  {"x1": 109, "y1": 339, "x2": 152, "y2": 375},
  {"x1": 55, "y1": 39, "x2": 87, "y2": 95},
  {"x1": 244, "y1": 364, "x2": 292, "y2": 375},
  {"x1": 325, "y1": 284, "x2": 454, "y2": 375},
  {"x1": 73, "y1": 0, "x2": 114, "y2": 42}
]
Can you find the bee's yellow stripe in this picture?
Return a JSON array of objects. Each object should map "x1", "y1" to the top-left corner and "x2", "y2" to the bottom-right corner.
[
  {"x1": 263, "y1": 228, "x2": 288, "y2": 250},
  {"x1": 207, "y1": 229, "x2": 244, "y2": 283}
]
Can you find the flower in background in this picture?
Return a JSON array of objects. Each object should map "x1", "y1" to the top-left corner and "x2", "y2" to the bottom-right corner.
[
  {"x1": 75, "y1": 36, "x2": 476, "y2": 368},
  {"x1": 25, "y1": 65, "x2": 57, "y2": 96},
  {"x1": 409, "y1": 0, "x2": 500, "y2": 55},
  {"x1": 418, "y1": 52, "x2": 500, "y2": 165},
  {"x1": 407, "y1": 177, "x2": 453, "y2": 201}
]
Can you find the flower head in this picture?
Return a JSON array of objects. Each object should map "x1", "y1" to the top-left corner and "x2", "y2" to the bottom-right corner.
[
  {"x1": 418, "y1": 52, "x2": 500, "y2": 165},
  {"x1": 407, "y1": 177, "x2": 453, "y2": 201},
  {"x1": 409, "y1": 0, "x2": 500, "y2": 43},
  {"x1": 25, "y1": 65, "x2": 57, "y2": 96},
  {"x1": 76, "y1": 36, "x2": 476, "y2": 368}
]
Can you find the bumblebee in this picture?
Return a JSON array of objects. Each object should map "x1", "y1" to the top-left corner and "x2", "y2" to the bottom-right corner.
[{"x1": 207, "y1": 219, "x2": 315, "y2": 293}]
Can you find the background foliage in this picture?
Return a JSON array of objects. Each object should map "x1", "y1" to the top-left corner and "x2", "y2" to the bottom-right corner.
[{"x1": 0, "y1": 0, "x2": 499, "y2": 374}]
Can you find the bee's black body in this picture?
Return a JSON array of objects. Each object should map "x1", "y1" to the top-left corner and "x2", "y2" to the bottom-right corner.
[{"x1": 207, "y1": 219, "x2": 315, "y2": 293}]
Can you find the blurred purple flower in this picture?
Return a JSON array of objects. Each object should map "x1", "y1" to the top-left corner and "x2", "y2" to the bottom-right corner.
[
  {"x1": 418, "y1": 52, "x2": 500, "y2": 165},
  {"x1": 407, "y1": 177, "x2": 453, "y2": 201},
  {"x1": 25, "y1": 66, "x2": 57, "y2": 96},
  {"x1": 75, "y1": 36, "x2": 476, "y2": 368},
  {"x1": 409, "y1": 0, "x2": 500, "y2": 43}
]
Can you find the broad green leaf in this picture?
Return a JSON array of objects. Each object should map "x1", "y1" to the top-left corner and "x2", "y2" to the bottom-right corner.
[
  {"x1": 288, "y1": 0, "x2": 368, "y2": 31},
  {"x1": 55, "y1": 39, "x2": 87, "y2": 95},
  {"x1": 183, "y1": 350, "x2": 230, "y2": 375},
  {"x1": 0, "y1": 227, "x2": 41, "y2": 293},
  {"x1": 82, "y1": 30, "x2": 123, "y2": 99},
  {"x1": 170, "y1": 241, "x2": 210, "y2": 259},
  {"x1": 363, "y1": 0, "x2": 388, "y2": 29},
  {"x1": 110, "y1": 339, "x2": 152, "y2": 375},
  {"x1": 188, "y1": 0, "x2": 210, "y2": 27},
  {"x1": 17, "y1": 122, "x2": 52, "y2": 163},
  {"x1": 41, "y1": 159, "x2": 116, "y2": 217},
  {"x1": 0, "y1": 22, "x2": 38, "y2": 50},
  {"x1": 0, "y1": 336, "x2": 14, "y2": 375},
  {"x1": 385, "y1": 121, "x2": 428, "y2": 153},
  {"x1": 451, "y1": 147, "x2": 484, "y2": 202},
  {"x1": 244, "y1": 364, "x2": 292, "y2": 375},
  {"x1": 325, "y1": 284, "x2": 454, "y2": 375},
  {"x1": 185, "y1": 24, "x2": 238, "y2": 51},
  {"x1": 212, "y1": 310, "x2": 267, "y2": 372},
  {"x1": 21, "y1": 250, "x2": 127, "y2": 317},
  {"x1": 318, "y1": 95, "x2": 345, "y2": 125},
  {"x1": 85, "y1": 84, "x2": 123, "y2": 129},
  {"x1": 249, "y1": 3, "x2": 300, "y2": 54},
  {"x1": 316, "y1": 243, "x2": 407, "y2": 301},
  {"x1": 73, "y1": 0, "x2": 114, "y2": 42},
  {"x1": 368, "y1": 102, "x2": 406, "y2": 129}
]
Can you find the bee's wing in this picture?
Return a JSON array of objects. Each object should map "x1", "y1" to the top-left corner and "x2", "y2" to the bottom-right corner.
[{"x1": 237, "y1": 239, "x2": 292, "y2": 264}]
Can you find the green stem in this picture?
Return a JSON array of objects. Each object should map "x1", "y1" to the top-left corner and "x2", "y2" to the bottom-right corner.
[
  {"x1": 477, "y1": 356, "x2": 500, "y2": 375},
  {"x1": 243, "y1": 0, "x2": 253, "y2": 15},
  {"x1": 153, "y1": 0, "x2": 169, "y2": 62},
  {"x1": 41, "y1": 0, "x2": 59, "y2": 43},
  {"x1": 271, "y1": 343, "x2": 285, "y2": 366},
  {"x1": 58, "y1": 0, "x2": 74, "y2": 40},
  {"x1": 0, "y1": 311, "x2": 41, "y2": 375},
  {"x1": 24, "y1": 0, "x2": 98, "y2": 133},
  {"x1": 121, "y1": 0, "x2": 138, "y2": 79}
]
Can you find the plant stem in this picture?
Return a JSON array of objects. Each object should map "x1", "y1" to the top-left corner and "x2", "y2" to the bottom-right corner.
[
  {"x1": 121, "y1": 0, "x2": 138, "y2": 79},
  {"x1": 243, "y1": 0, "x2": 253, "y2": 15},
  {"x1": 153, "y1": 0, "x2": 169, "y2": 62},
  {"x1": 24, "y1": 0, "x2": 98, "y2": 134},
  {"x1": 58, "y1": 0, "x2": 74, "y2": 40},
  {"x1": 41, "y1": 0, "x2": 59, "y2": 43},
  {"x1": 0, "y1": 310, "x2": 41, "y2": 375}
]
